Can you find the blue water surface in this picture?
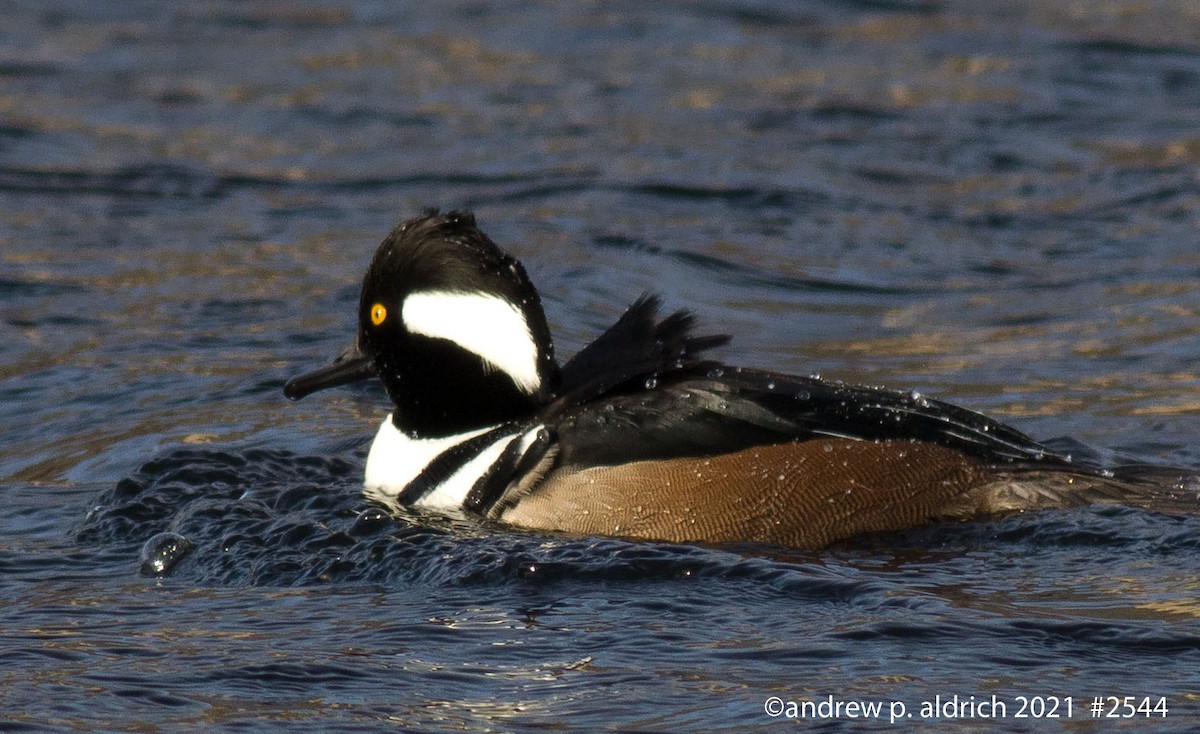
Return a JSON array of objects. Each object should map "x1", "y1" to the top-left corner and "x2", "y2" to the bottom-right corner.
[{"x1": 2, "y1": 1, "x2": 1199, "y2": 731}]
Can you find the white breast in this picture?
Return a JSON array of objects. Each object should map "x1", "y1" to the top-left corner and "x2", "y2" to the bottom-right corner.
[{"x1": 363, "y1": 415, "x2": 543, "y2": 513}]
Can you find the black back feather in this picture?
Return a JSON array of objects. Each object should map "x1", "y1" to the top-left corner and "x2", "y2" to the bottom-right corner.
[
  {"x1": 544, "y1": 296, "x2": 1078, "y2": 473},
  {"x1": 554, "y1": 295, "x2": 728, "y2": 408}
]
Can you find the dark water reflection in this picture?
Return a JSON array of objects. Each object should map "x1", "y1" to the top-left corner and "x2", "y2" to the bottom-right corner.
[{"x1": 2, "y1": 1, "x2": 1199, "y2": 731}]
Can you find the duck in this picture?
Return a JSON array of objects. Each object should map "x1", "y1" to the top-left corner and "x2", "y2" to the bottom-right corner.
[{"x1": 284, "y1": 209, "x2": 1169, "y2": 549}]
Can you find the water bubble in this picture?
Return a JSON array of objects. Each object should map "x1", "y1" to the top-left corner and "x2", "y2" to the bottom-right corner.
[
  {"x1": 766, "y1": 381, "x2": 776, "y2": 390},
  {"x1": 644, "y1": 376, "x2": 658, "y2": 389},
  {"x1": 707, "y1": 367, "x2": 725, "y2": 378},
  {"x1": 139, "y1": 532, "x2": 192, "y2": 577},
  {"x1": 349, "y1": 507, "x2": 392, "y2": 537}
]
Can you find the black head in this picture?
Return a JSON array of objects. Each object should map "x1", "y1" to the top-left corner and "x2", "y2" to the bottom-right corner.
[{"x1": 285, "y1": 210, "x2": 561, "y2": 437}]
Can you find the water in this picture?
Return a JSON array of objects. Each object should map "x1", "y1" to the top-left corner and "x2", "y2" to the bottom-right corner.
[{"x1": 3, "y1": 1, "x2": 1200, "y2": 731}]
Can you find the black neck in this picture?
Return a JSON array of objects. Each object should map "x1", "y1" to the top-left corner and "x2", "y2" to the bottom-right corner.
[{"x1": 380, "y1": 335, "x2": 548, "y2": 438}]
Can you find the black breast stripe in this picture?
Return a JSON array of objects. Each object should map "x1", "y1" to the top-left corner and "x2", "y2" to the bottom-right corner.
[
  {"x1": 394, "y1": 423, "x2": 519, "y2": 506},
  {"x1": 464, "y1": 426, "x2": 552, "y2": 514}
]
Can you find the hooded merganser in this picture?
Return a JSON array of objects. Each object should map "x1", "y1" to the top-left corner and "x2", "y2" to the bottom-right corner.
[{"x1": 284, "y1": 209, "x2": 1152, "y2": 549}]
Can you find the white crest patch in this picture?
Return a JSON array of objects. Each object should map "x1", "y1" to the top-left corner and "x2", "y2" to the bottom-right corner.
[{"x1": 401, "y1": 290, "x2": 542, "y2": 394}]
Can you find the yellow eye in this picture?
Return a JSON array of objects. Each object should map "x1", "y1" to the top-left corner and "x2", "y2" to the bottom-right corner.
[{"x1": 370, "y1": 303, "x2": 387, "y2": 326}]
